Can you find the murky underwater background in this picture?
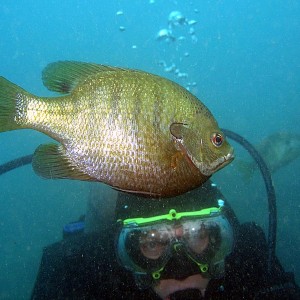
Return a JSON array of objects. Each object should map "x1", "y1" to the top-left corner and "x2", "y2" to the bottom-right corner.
[{"x1": 0, "y1": 1, "x2": 299, "y2": 298}]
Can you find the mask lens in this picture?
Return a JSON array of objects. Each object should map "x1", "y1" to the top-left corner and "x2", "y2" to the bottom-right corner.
[
  {"x1": 120, "y1": 224, "x2": 174, "y2": 273},
  {"x1": 184, "y1": 221, "x2": 210, "y2": 255},
  {"x1": 139, "y1": 229, "x2": 170, "y2": 259}
]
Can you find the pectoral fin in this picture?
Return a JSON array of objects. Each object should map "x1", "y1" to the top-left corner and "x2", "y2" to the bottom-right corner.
[
  {"x1": 32, "y1": 143, "x2": 96, "y2": 181},
  {"x1": 112, "y1": 186, "x2": 161, "y2": 197},
  {"x1": 170, "y1": 151, "x2": 184, "y2": 170}
]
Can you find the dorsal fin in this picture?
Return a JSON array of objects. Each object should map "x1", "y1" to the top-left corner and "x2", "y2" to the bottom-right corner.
[{"x1": 42, "y1": 61, "x2": 124, "y2": 94}]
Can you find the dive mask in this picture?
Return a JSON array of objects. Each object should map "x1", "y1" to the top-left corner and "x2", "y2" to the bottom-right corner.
[{"x1": 117, "y1": 200, "x2": 233, "y2": 282}]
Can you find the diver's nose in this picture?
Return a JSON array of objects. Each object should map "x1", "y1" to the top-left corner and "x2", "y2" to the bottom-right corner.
[{"x1": 174, "y1": 225, "x2": 183, "y2": 238}]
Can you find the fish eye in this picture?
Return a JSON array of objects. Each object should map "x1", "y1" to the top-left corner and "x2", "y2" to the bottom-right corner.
[{"x1": 211, "y1": 133, "x2": 223, "y2": 147}]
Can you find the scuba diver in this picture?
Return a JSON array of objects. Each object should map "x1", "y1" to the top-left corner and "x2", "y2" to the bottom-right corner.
[
  {"x1": 28, "y1": 181, "x2": 299, "y2": 299},
  {"x1": 1, "y1": 131, "x2": 299, "y2": 299}
]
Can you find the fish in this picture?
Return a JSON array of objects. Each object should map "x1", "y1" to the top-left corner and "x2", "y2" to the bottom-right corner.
[
  {"x1": 0, "y1": 61, "x2": 234, "y2": 197},
  {"x1": 237, "y1": 132, "x2": 300, "y2": 179}
]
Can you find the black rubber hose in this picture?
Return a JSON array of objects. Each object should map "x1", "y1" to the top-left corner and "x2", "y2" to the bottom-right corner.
[
  {"x1": 222, "y1": 128, "x2": 277, "y2": 274},
  {"x1": 0, "y1": 154, "x2": 33, "y2": 176}
]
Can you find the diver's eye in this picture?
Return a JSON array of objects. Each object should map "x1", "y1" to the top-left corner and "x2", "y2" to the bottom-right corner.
[{"x1": 211, "y1": 133, "x2": 223, "y2": 147}]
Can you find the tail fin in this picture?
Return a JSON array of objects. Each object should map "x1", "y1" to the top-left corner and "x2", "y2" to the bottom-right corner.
[{"x1": 0, "y1": 76, "x2": 27, "y2": 132}]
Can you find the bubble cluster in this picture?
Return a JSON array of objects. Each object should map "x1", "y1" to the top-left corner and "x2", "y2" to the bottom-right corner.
[
  {"x1": 155, "y1": 10, "x2": 199, "y2": 92},
  {"x1": 156, "y1": 11, "x2": 198, "y2": 44},
  {"x1": 114, "y1": 7, "x2": 199, "y2": 93}
]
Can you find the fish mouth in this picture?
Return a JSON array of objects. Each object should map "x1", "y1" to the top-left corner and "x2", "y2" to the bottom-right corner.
[
  {"x1": 191, "y1": 148, "x2": 235, "y2": 177},
  {"x1": 210, "y1": 150, "x2": 235, "y2": 174}
]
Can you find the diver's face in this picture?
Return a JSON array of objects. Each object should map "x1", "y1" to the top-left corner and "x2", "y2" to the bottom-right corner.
[
  {"x1": 141, "y1": 224, "x2": 211, "y2": 299},
  {"x1": 118, "y1": 207, "x2": 231, "y2": 298}
]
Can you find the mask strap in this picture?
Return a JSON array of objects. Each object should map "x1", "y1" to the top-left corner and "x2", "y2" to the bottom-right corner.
[
  {"x1": 174, "y1": 243, "x2": 209, "y2": 273},
  {"x1": 186, "y1": 253, "x2": 209, "y2": 273},
  {"x1": 152, "y1": 266, "x2": 165, "y2": 280}
]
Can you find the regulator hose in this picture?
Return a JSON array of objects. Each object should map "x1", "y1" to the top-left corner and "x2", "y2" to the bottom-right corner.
[
  {"x1": 0, "y1": 154, "x2": 33, "y2": 176},
  {"x1": 222, "y1": 128, "x2": 277, "y2": 274}
]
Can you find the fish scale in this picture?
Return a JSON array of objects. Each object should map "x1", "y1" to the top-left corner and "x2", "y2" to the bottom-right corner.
[{"x1": 0, "y1": 61, "x2": 234, "y2": 197}]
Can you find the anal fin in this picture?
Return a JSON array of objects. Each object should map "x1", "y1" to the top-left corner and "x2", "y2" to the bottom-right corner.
[{"x1": 32, "y1": 143, "x2": 96, "y2": 181}]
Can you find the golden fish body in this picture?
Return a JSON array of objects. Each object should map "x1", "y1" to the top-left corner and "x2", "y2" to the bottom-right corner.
[{"x1": 0, "y1": 61, "x2": 234, "y2": 197}]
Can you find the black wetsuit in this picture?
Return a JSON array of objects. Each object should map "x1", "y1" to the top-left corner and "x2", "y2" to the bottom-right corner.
[{"x1": 31, "y1": 221, "x2": 299, "y2": 299}]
